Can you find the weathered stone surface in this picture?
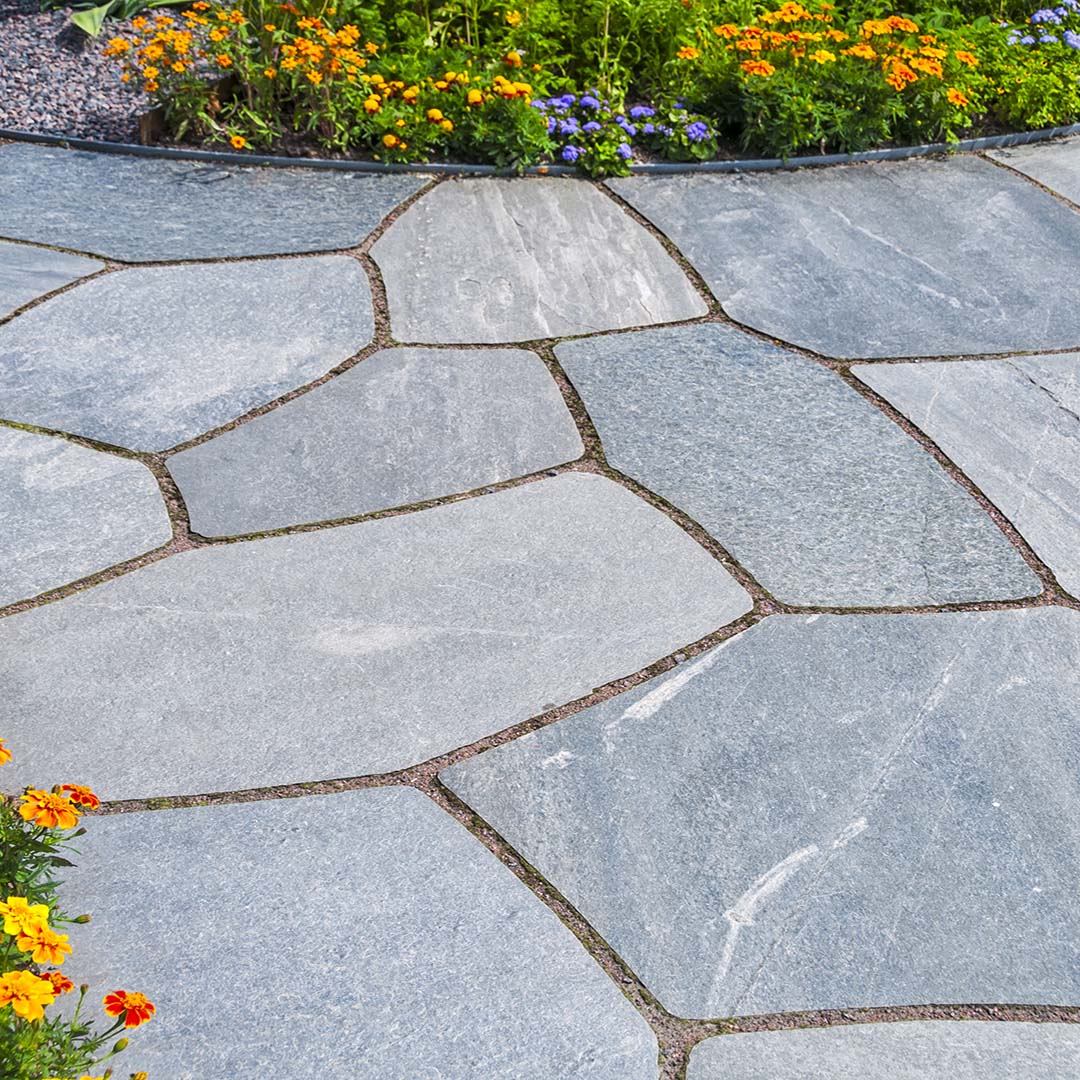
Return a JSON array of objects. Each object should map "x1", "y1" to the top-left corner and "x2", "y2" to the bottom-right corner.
[
  {"x1": 0, "y1": 240, "x2": 101, "y2": 318},
  {"x1": 1, "y1": 473, "x2": 750, "y2": 799},
  {"x1": 557, "y1": 324, "x2": 1039, "y2": 606},
  {"x1": 609, "y1": 157, "x2": 1080, "y2": 358},
  {"x1": 442, "y1": 609, "x2": 1080, "y2": 1018},
  {"x1": 857, "y1": 355, "x2": 1080, "y2": 597},
  {"x1": 0, "y1": 256, "x2": 373, "y2": 451},
  {"x1": 687, "y1": 1023, "x2": 1080, "y2": 1079},
  {"x1": 168, "y1": 347, "x2": 584, "y2": 535},
  {"x1": 0, "y1": 144, "x2": 428, "y2": 261},
  {"x1": 371, "y1": 178, "x2": 707, "y2": 343},
  {"x1": 989, "y1": 137, "x2": 1080, "y2": 207},
  {"x1": 62, "y1": 788, "x2": 657, "y2": 1079},
  {"x1": 0, "y1": 426, "x2": 171, "y2": 606}
]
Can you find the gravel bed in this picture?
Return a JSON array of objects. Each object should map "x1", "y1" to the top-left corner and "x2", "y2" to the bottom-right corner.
[{"x1": 0, "y1": 0, "x2": 147, "y2": 140}]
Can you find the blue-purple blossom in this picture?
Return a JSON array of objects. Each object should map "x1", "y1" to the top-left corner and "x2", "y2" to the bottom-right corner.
[
  {"x1": 559, "y1": 93, "x2": 577, "y2": 106},
  {"x1": 1031, "y1": 8, "x2": 1062, "y2": 21},
  {"x1": 1066, "y1": 27, "x2": 1080, "y2": 45},
  {"x1": 1020, "y1": 33, "x2": 1037, "y2": 41},
  {"x1": 642, "y1": 122, "x2": 655, "y2": 134},
  {"x1": 546, "y1": 117, "x2": 557, "y2": 133},
  {"x1": 580, "y1": 95, "x2": 601, "y2": 108},
  {"x1": 531, "y1": 100, "x2": 547, "y2": 111},
  {"x1": 559, "y1": 118, "x2": 580, "y2": 135},
  {"x1": 685, "y1": 120, "x2": 710, "y2": 142},
  {"x1": 629, "y1": 105, "x2": 656, "y2": 119},
  {"x1": 561, "y1": 144, "x2": 582, "y2": 162},
  {"x1": 618, "y1": 121, "x2": 638, "y2": 136},
  {"x1": 616, "y1": 142, "x2": 632, "y2": 159},
  {"x1": 582, "y1": 120, "x2": 602, "y2": 133}
]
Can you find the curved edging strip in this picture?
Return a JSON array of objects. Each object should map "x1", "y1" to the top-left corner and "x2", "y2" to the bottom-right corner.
[{"x1": 2, "y1": 120, "x2": 1080, "y2": 175}]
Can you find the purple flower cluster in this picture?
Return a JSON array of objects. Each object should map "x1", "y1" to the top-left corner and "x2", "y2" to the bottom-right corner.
[
  {"x1": 533, "y1": 90, "x2": 712, "y2": 170},
  {"x1": 1008, "y1": 0, "x2": 1080, "y2": 46}
]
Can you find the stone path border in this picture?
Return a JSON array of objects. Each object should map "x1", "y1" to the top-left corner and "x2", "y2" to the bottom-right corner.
[{"x1": 2, "y1": 137, "x2": 1080, "y2": 1078}]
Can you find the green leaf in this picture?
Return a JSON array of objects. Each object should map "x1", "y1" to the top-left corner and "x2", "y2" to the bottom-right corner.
[{"x1": 70, "y1": 2, "x2": 111, "y2": 36}]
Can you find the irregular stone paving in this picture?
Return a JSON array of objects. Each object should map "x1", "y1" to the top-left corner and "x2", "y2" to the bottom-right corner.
[
  {"x1": 989, "y1": 137, "x2": 1080, "y2": 206},
  {"x1": 371, "y1": 177, "x2": 707, "y2": 343},
  {"x1": 0, "y1": 238, "x2": 101, "y2": 318},
  {"x1": 558, "y1": 324, "x2": 1040, "y2": 606},
  {"x1": 1, "y1": 474, "x2": 750, "y2": 799},
  {"x1": 167, "y1": 346, "x2": 584, "y2": 535},
  {"x1": 0, "y1": 144, "x2": 429, "y2": 260},
  {"x1": 62, "y1": 789, "x2": 658, "y2": 1079},
  {"x1": 609, "y1": 156, "x2": 1080, "y2": 358},
  {"x1": 2, "y1": 141, "x2": 1080, "y2": 1078},
  {"x1": 0, "y1": 256, "x2": 373, "y2": 450},
  {"x1": 687, "y1": 1023, "x2": 1080, "y2": 1079},
  {"x1": 0, "y1": 426, "x2": 170, "y2": 606},
  {"x1": 443, "y1": 610, "x2": 1080, "y2": 1018},
  {"x1": 857, "y1": 356, "x2": 1080, "y2": 597}
]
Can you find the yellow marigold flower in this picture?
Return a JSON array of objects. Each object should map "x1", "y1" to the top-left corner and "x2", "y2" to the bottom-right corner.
[
  {"x1": 227, "y1": 8, "x2": 244, "y2": 22},
  {"x1": 714, "y1": 23, "x2": 739, "y2": 37},
  {"x1": 363, "y1": 95, "x2": 381, "y2": 113},
  {"x1": 141, "y1": 64, "x2": 159, "y2": 78},
  {"x1": 0, "y1": 897, "x2": 49, "y2": 936},
  {"x1": 230, "y1": 134, "x2": 248, "y2": 148},
  {"x1": 887, "y1": 15, "x2": 919, "y2": 31},
  {"x1": 809, "y1": 48, "x2": 836, "y2": 62},
  {"x1": 0, "y1": 969, "x2": 56, "y2": 1022},
  {"x1": 171, "y1": 60, "x2": 185, "y2": 72},
  {"x1": 740, "y1": 58, "x2": 776, "y2": 76},
  {"x1": 434, "y1": 79, "x2": 449, "y2": 90},
  {"x1": 466, "y1": 87, "x2": 483, "y2": 105},
  {"x1": 505, "y1": 9, "x2": 522, "y2": 26},
  {"x1": 264, "y1": 66, "x2": 277, "y2": 77},
  {"x1": 440, "y1": 118, "x2": 453, "y2": 132},
  {"x1": 19, "y1": 789, "x2": 81, "y2": 830},
  {"x1": 16, "y1": 924, "x2": 72, "y2": 966},
  {"x1": 306, "y1": 69, "x2": 323, "y2": 84},
  {"x1": 382, "y1": 133, "x2": 399, "y2": 147},
  {"x1": 132, "y1": 1074, "x2": 150, "y2": 1080},
  {"x1": 531, "y1": 62, "x2": 541, "y2": 71},
  {"x1": 395, "y1": 118, "x2": 405, "y2": 127},
  {"x1": 365, "y1": 40, "x2": 378, "y2": 53},
  {"x1": 911, "y1": 56, "x2": 942, "y2": 77},
  {"x1": 104, "y1": 36, "x2": 131, "y2": 54},
  {"x1": 955, "y1": 50, "x2": 978, "y2": 66},
  {"x1": 403, "y1": 85, "x2": 419, "y2": 101},
  {"x1": 946, "y1": 87, "x2": 970, "y2": 106},
  {"x1": 0, "y1": 739, "x2": 10, "y2": 766},
  {"x1": 120, "y1": 72, "x2": 131, "y2": 82},
  {"x1": 919, "y1": 45, "x2": 946, "y2": 58},
  {"x1": 826, "y1": 28, "x2": 847, "y2": 41},
  {"x1": 504, "y1": 49, "x2": 522, "y2": 66},
  {"x1": 426, "y1": 107, "x2": 444, "y2": 121},
  {"x1": 264, "y1": 22, "x2": 276, "y2": 30},
  {"x1": 676, "y1": 45, "x2": 701, "y2": 59},
  {"x1": 216, "y1": 53, "x2": 232, "y2": 66}
]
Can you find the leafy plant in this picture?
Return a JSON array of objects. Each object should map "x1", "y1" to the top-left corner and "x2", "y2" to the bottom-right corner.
[{"x1": 0, "y1": 739, "x2": 154, "y2": 1080}]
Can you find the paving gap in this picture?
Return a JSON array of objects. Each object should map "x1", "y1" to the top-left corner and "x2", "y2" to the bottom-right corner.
[
  {"x1": 0, "y1": 261, "x2": 120, "y2": 330},
  {"x1": 979, "y1": 149, "x2": 1080, "y2": 219}
]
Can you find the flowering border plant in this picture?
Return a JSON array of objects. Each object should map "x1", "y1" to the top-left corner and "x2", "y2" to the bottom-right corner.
[{"x1": 0, "y1": 739, "x2": 153, "y2": 1080}]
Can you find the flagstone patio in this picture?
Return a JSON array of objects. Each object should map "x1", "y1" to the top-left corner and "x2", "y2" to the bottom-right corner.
[{"x1": 1, "y1": 137, "x2": 1079, "y2": 1078}]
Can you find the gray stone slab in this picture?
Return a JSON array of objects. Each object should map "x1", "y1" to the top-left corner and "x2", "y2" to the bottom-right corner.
[
  {"x1": 0, "y1": 239, "x2": 101, "y2": 318},
  {"x1": 856, "y1": 355, "x2": 1080, "y2": 597},
  {"x1": 442, "y1": 609, "x2": 1080, "y2": 1018},
  {"x1": 0, "y1": 426, "x2": 171, "y2": 606},
  {"x1": 609, "y1": 156, "x2": 1080, "y2": 358},
  {"x1": 557, "y1": 324, "x2": 1039, "y2": 606},
  {"x1": 0, "y1": 473, "x2": 750, "y2": 799},
  {"x1": 0, "y1": 256, "x2": 373, "y2": 451},
  {"x1": 60, "y1": 788, "x2": 657, "y2": 1079},
  {"x1": 687, "y1": 1023, "x2": 1080, "y2": 1079},
  {"x1": 168, "y1": 347, "x2": 584, "y2": 536},
  {"x1": 989, "y1": 137, "x2": 1080, "y2": 207},
  {"x1": 0, "y1": 144, "x2": 428, "y2": 261},
  {"x1": 371, "y1": 178, "x2": 707, "y2": 343}
]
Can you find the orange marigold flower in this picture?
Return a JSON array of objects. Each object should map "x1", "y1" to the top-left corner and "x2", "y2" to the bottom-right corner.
[
  {"x1": 0, "y1": 897, "x2": 49, "y2": 936},
  {"x1": 42, "y1": 971, "x2": 74, "y2": 995},
  {"x1": 264, "y1": 66, "x2": 277, "y2": 77},
  {"x1": 364, "y1": 40, "x2": 378, "y2": 53},
  {"x1": 215, "y1": 53, "x2": 232, "y2": 66},
  {"x1": 382, "y1": 133, "x2": 399, "y2": 147},
  {"x1": 16, "y1": 924, "x2": 72, "y2": 966},
  {"x1": 843, "y1": 42, "x2": 876, "y2": 58},
  {"x1": 504, "y1": 49, "x2": 522, "y2": 66},
  {"x1": 103, "y1": 990, "x2": 156, "y2": 1028},
  {"x1": 60, "y1": 784, "x2": 100, "y2": 810},
  {"x1": 955, "y1": 50, "x2": 978, "y2": 66},
  {"x1": 306, "y1": 69, "x2": 322, "y2": 84},
  {"x1": 809, "y1": 48, "x2": 836, "y2": 62},
  {"x1": 910, "y1": 56, "x2": 943, "y2": 77},
  {"x1": 735, "y1": 38, "x2": 763, "y2": 51},
  {"x1": 0, "y1": 970, "x2": 56, "y2": 1022},
  {"x1": 676, "y1": 45, "x2": 701, "y2": 59},
  {"x1": 230, "y1": 134, "x2": 248, "y2": 149},
  {"x1": 740, "y1": 58, "x2": 777, "y2": 76},
  {"x1": 0, "y1": 740, "x2": 10, "y2": 766},
  {"x1": 19, "y1": 789, "x2": 81, "y2": 830},
  {"x1": 714, "y1": 23, "x2": 739, "y2": 37},
  {"x1": 826, "y1": 27, "x2": 847, "y2": 41},
  {"x1": 946, "y1": 87, "x2": 970, "y2": 106},
  {"x1": 144, "y1": 79, "x2": 160, "y2": 92}
]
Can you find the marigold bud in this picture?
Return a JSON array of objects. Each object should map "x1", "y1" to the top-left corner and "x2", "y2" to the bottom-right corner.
[
  {"x1": 75, "y1": 913, "x2": 92, "y2": 923},
  {"x1": 114, "y1": 1037, "x2": 130, "y2": 1052}
]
